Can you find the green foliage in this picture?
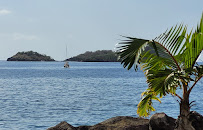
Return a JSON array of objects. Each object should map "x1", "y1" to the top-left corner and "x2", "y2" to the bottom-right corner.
[
  {"x1": 137, "y1": 90, "x2": 161, "y2": 117},
  {"x1": 68, "y1": 50, "x2": 119, "y2": 62},
  {"x1": 117, "y1": 14, "x2": 203, "y2": 117}
]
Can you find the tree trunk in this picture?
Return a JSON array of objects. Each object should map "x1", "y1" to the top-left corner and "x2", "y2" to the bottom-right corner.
[{"x1": 175, "y1": 94, "x2": 195, "y2": 130}]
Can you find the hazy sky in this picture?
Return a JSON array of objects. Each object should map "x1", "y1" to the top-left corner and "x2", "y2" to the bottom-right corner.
[{"x1": 0, "y1": 0, "x2": 203, "y2": 61}]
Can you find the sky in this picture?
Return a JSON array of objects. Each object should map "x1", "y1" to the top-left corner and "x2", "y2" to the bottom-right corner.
[{"x1": 0, "y1": 0, "x2": 203, "y2": 61}]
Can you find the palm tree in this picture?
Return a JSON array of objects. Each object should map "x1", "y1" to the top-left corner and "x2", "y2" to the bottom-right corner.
[{"x1": 117, "y1": 14, "x2": 203, "y2": 129}]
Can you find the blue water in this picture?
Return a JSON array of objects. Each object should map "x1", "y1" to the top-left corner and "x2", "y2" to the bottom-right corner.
[{"x1": 0, "y1": 61, "x2": 202, "y2": 130}]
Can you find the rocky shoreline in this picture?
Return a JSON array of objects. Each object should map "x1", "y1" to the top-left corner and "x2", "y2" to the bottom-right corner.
[{"x1": 47, "y1": 111, "x2": 203, "y2": 130}]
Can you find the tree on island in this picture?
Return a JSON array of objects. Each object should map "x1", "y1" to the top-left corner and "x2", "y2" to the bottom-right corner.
[{"x1": 117, "y1": 14, "x2": 203, "y2": 129}]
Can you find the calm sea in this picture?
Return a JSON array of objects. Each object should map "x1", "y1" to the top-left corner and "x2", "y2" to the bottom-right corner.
[{"x1": 0, "y1": 61, "x2": 202, "y2": 130}]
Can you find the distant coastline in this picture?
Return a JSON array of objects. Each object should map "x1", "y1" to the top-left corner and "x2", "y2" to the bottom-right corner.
[
  {"x1": 66, "y1": 50, "x2": 119, "y2": 62},
  {"x1": 7, "y1": 51, "x2": 55, "y2": 61},
  {"x1": 7, "y1": 50, "x2": 120, "y2": 62}
]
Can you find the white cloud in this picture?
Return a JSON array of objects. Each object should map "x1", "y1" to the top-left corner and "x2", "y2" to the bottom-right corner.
[
  {"x1": 0, "y1": 9, "x2": 11, "y2": 15},
  {"x1": 13, "y1": 33, "x2": 39, "y2": 40}
]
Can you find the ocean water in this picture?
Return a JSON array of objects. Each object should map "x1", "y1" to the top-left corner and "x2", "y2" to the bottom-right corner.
[{"x1": 0, "y1": 61, "x2": 202, "y2": 130}]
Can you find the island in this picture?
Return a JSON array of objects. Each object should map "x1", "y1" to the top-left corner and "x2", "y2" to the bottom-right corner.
[
  {"x1": 7, "y1": 51, "x2": 55, "y2": 61},
  {"x1": 67, "y1": 50, "x2": 119, "y2": 62}
]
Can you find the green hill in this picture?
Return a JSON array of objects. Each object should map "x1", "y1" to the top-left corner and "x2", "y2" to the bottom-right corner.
[
  {"x1": 7, "y1": 51, "x2": 55, "y2": 61},
  {"x1": 67, "y1": 50, "x2": 119, "y2": 62}
]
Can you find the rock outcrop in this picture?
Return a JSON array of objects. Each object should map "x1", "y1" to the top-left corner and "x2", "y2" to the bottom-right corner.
[
  {"x1": 90, "y1": 116, "x2": 149, "y2": 130},
  {"x1": 47, "y1": 121, "x2": 75, "y2": 130},
  {"x1": 149, "y1": 113, "x2": 176, "y2": 130},
  {"x1": 47, "y1": 116, "x2": 149, "y2": 130},
  {"x1": 47, "y1": 112, "x2": 203, "y2": 130}
]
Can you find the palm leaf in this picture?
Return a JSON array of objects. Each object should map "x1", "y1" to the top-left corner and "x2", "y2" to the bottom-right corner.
[
  {"x1": 117, "y1": 37, "x2": 149, "y2": 70},
  {"x1": 137, "y1": 90, "x2": 161, "y2": 117},
  {"x1": 117, "y1": 23, "x2": 188, "y2": 72},
  {"x1": 182, "y1": 14, "x2": 203, "y2": 68}
]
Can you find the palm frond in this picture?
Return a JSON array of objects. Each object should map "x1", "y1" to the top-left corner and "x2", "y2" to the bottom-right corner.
[
  {"x1": 117, "y1": 23, "x2": 188, "y2": 72},
  {"x1": 164, "y1": 72, "x2": 181, "y2": 94},
  {"x1": 154, "y1": 24, "x2": 187, "y2": 56},
  {"x1": 137, "y1": 68, "x2": 184, "y2": 117},
  {"x1": 137, "y1": 90, "x2": 161, "y2": 117},
  {"x1": 182, "y1": 14, "x2": 203, "y2": 68},
  {"x1": 117, "y1": 37, "x2": 149, "y2": 70},
  {"x1": 146, "y1": 69, "x2": 181, "y2": 97},
  {"x1": 140, "y1": 44, "x2": 178, "y2": 71}
]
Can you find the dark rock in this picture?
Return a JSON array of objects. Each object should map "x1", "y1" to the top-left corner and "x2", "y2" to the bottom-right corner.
[
  {"x1": 149, "y1": 113, "x2": 176, "y2": 130},
  {"x1": 47, "y1": 121, "x2": 76, "y2": 130},
  {"x1": 76, "y1": 125, "x2": 91, "y2": 130},
  {"x1": 90, "y1": 116, "x2": 149, "y2": 130},
  {"x1": 189, "y1": 111, "x2": 203, "y2": 130},
  {"x1": 47, "y1": 116, "x2": 149, "y2": 130},
  {"x1": 47, "y1": 113, "x2": 203, "y2": 130}
]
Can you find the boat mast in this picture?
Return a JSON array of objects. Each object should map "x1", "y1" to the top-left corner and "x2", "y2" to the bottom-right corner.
[{"x1": 66, "y1": 45, "x2": 67, "y2": 60}]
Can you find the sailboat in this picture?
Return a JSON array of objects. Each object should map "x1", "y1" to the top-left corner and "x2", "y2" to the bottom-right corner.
[
  {"x1": 64, "y1": 61, "x2": 69, "y2": 68},
  {"x1": 64, "y1": 45, "x2": 70, "y2": 68}
]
